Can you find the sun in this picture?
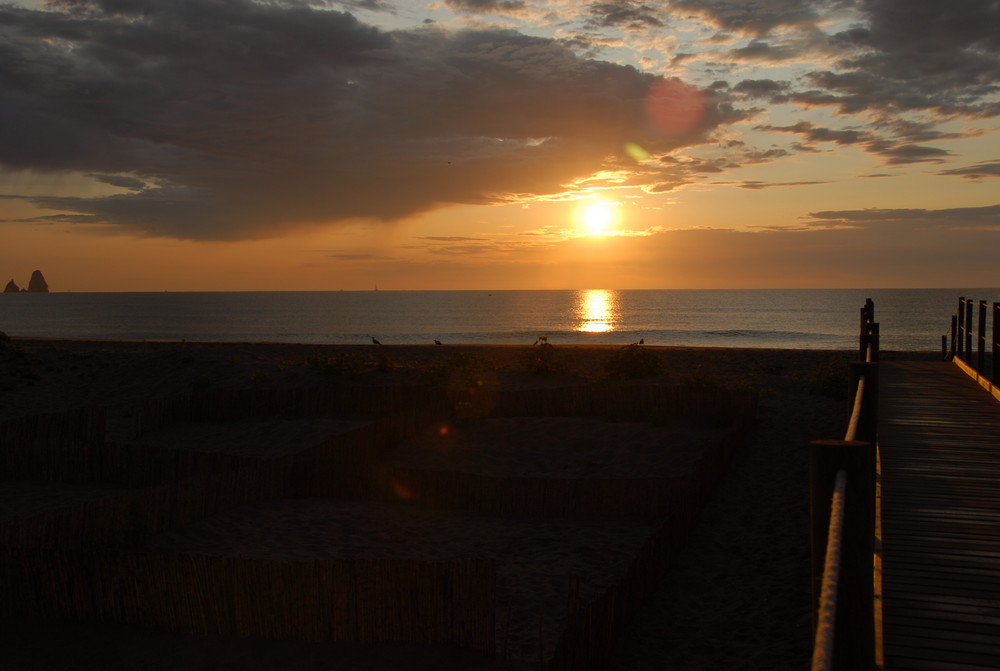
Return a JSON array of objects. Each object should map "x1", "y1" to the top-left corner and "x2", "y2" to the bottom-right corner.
[{"x1": 580, "y1": 201, "x2": 615, "y2": 236}]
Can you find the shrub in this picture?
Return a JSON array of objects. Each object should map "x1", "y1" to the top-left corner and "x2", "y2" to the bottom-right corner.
[
  {"x1": 419, "y1": 351, "x2": 498, "y2": 386},
  {"x1": 308, "y1": 350, "x2": 375, "y2": 379},
  {"x1": 809, "y1": 353, "x2": 850, "y2": 398},
  {"x1": 192, "y1": 374, "x2": 213, "y2": 389},
  {"x1": 601, "y1": 343, "x2": 664, "y2": 380},
  {"x1": 519, "y1": 341, "x2": 573, "y2": 375}
]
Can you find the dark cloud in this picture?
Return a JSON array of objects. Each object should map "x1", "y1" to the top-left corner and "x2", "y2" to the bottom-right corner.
[
  {"x1": 587, "y1": 1, "x2": 664, "y2": 29},
  {"x1": 734, "y1": 180, "x2": 828, "y2": 190},
  {"x1": 728, "y1": 39, "x2": 797, "y2": 61},
  {"x1": 427, "y1": 244, "x2": 493, "y2": 255},
  {"x1": 732, "y1": 78, "x2": 791, "y2": 100},
  {"x1": 763, "y1": 121, "x2": 870, "y2": 146},
  {"x1": 334, "y1": 0, "x2": 395, "y2": 12},
  {"x1": 417, "y1": 236, "x2": 489, "y2": 241},
  {"x1": 326, "y1": 251, "x2": 397, "y2": 261},
  {"x1": 878, "y1": 144, "x2": 951, "y2": 165},
  {"x1": 759, "y1": 121, "x2": 954, "y2": 165},
  {"x1": 804, "y1": 204, "x2": 1000, "y2": 229},
  {"x1": 444, "y1": 0, "x2": 527, "y2": 14},
  {"x1": 939, "y1": 161, "x2": 1000, "y2": 180},
  {"x1": 88, "y1": 173, "x2": 147, "y2": 191},
  {"x1": 671, "y1": 1, "x2": 1000, "y2": 125},
  {"x1": 666, "y1": 0, "x2": 831, "y2": 37},
  {"x1": 806, "y1": 0, "x2": 1000, "y2": 116},
  {"x1": 0, "y1": 1, "x2": 737, "y2": 240}
]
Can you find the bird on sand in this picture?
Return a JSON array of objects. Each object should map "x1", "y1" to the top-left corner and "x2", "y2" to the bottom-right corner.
[
  {"x1": 372, "y1": 337, "x2": 382, "y2": 345},
  {"x1": 434, "y1": 340, "x2": 442, "y2": 345}
]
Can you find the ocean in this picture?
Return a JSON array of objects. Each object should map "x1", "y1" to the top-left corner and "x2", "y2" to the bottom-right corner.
[{"x1": 1, "y1": 289, "x2": 995, "y2": 351}]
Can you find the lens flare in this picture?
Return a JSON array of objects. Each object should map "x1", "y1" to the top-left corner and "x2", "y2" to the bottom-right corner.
[
  {"x1": 625, "y1": 142, "x2": 651, "y2": 162},
  {"x1": 646, "y1": 77, "x2": 705, "y2": 138},
  {"x1": 390, "y1": 477, "x2": 415, "y2": 501}
]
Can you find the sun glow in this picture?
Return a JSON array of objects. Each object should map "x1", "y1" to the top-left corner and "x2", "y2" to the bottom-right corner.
[
  {"x1": 575, "y1": 289, "x2": 618, "y2": 333},
  {"x1": 579, "y1": 201, "x2": 616, "y2": 236}
]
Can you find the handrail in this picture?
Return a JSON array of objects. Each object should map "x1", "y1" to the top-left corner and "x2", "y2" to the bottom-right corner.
[
  {"x1": 809, "y1": 300, "x2": 878, "y2": 671},
  {"x1": 844, "y1": 377, "x2": 864, "y2": 442},
  {"x1": 945, "y1": 297, "x2": 998, "y2": 397},
  {"x1": 811, "y1": 468, "x2": 847, "y2": 671}
]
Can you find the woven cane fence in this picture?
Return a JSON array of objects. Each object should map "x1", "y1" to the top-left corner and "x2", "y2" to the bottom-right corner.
[
  {"x1": 3, "y1": 380, "x2": 756, "y2": 668},
  {"x1": 0, "y1": 548, "x2": 496, "y2": 651},
  {"x1": 0, "y1": 407, "x2": 107, "y2": 482}
]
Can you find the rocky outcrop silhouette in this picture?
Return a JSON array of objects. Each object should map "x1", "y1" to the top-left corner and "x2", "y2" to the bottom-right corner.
[
  {"x1": 28, "y1": 270, "x2": 49, "y2": 292},
  {"x1": 3, "y1": 280, "x2": 20, "y2": 293}
]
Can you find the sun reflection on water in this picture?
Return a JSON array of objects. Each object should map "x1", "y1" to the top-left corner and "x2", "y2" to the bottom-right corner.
[{"x1": 575, "y1": 289, "x2": 618, "y2": 333}]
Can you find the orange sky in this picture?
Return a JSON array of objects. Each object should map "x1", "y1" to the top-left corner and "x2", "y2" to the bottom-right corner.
[{"x1": 2, "y1": 0, "x2": 999, "y2": 291}]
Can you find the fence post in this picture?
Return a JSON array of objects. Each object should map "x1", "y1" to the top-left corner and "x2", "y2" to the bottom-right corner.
[
  {"x1": 978, "y1": 300, "x2": 987, "y2": 375},
  {"x1": 809, "y1": 439, "x2": 876, "y2": 671}
]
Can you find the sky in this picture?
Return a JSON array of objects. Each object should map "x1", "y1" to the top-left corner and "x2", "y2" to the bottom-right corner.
[{"x1": 1, "y1": 0, "x2": 999, "y2": 291}]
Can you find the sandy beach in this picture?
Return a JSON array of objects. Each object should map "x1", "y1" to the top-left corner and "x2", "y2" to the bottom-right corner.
[{"x1": 0, "y1": 337, "x2": 938, "y2": 670}]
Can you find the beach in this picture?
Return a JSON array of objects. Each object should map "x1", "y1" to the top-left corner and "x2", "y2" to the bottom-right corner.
[{"x1": 0, "y1": 338, "x2": 938, "y2": 669}]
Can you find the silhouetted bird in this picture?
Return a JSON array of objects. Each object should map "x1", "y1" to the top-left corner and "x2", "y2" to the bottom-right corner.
[
  {"x1": 434, "y1": 340, "x2": 442, "y2": 345},
  {"x1": 372, "y1": 337, "x2": 381, "y2": 345},
  {"x1": 639, "y1": 338, "x2": 644, "y2": 344}
]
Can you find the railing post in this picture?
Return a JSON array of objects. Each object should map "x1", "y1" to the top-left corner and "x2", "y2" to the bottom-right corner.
[
  {"x1": 809, "y1": 439, "x2": 876, "y2": 671},
  {"x1": 957, "y1": 297, "x2": 966, "y2": 360},
  {"x1": 949, "y1": 314, "x2": 957, "y2": 361},
  {"x1": 859, "y1": 307, "x2": 869, "y2": 362},
  {"x1": 993, "y1": 303, "x2": 999, "y2": 386},
  {"x1": 868, "y1": 323, "x2": 879, "y2": 363},
  {"x1": 965, "y1": 298, "x2": 973, "y2": 361},
  {"x1": 978, "y1": 300, "x2": 987, "y2": 375}
]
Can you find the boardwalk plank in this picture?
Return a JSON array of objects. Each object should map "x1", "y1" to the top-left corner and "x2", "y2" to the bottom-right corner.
[{"x1": 879, "y1": 361, "x2": 1000, "y2": 671}]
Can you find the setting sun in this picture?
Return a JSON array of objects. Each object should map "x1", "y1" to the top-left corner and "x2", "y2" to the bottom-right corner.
[{"x1": 580, "y1": 202, "x2": 616, "y2": 236}]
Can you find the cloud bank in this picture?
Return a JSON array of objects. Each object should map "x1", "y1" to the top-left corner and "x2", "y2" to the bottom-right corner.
[
  {"x1": 1, "y1": 0, "x2": 742, "y2": 239},
  {"x1": 1, "y1": 0, "x2": 998, "y2": 243}
]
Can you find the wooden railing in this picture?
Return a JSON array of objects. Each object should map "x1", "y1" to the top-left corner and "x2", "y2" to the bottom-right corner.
[
  {"x1": 809, "y1": 299, "x2": 878, "y2": 671},
  {"x1": 944, "y1": 296, "x2": 999, "y2": 400}
]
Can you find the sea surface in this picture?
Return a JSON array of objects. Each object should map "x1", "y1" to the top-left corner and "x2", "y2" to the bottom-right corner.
[{"x1": 1, "y1": 289, "x2": 996, "y2": 351}]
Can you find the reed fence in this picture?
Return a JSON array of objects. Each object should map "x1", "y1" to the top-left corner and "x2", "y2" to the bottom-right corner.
[
  {"x1": 944, "y1": 296, "x2": 999, "y2": 400},
  {"x1": 546, "y1": 418, "x2": 749, "y2": 670},
  {"x1": 0, "y1": 416, "x2": 429, "y2": 549},
  {"x1": 0, "y1": 548, "x2": 496, "y2": 651},
  {"x1": 387, "y1": 426, "x2": 745, "y2": 519},
  {"x1": 0, "y1": 407, "x2": 107, "y2": 482},
  {"x1": 808, "y1": 299, "x2": 878, "y2": 671},
  {"x1": 3, "y1": 370, "x2": 756, "y2": 668},
  {"x1": 135, "y1": 385, "x2": 449, "y2": 436}
]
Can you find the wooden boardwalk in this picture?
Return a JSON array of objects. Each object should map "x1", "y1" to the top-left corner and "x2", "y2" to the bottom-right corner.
[{"x1": 878, "y1": 361, "x2": 1000, "y2": 671}]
